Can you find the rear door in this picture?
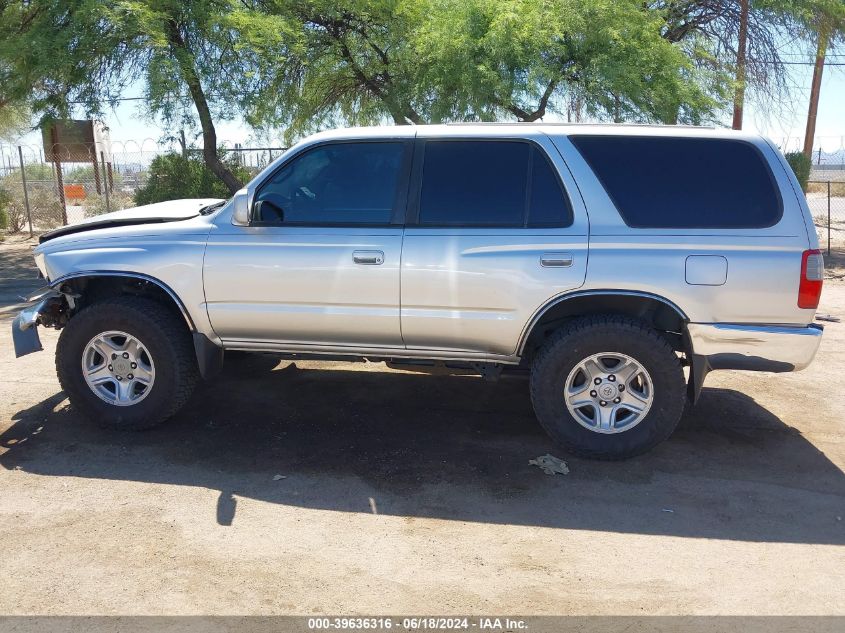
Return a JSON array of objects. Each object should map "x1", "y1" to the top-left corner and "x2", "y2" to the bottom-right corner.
[{"x1": 400, "y1": 134, "x2": 589, "y2": 357}]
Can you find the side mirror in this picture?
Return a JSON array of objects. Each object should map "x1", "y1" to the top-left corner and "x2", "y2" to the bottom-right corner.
[
  {"x1": 253, "y1": 199, "x2": 284, "y2": 223},
  {"x1": 231, "y1": 188, "x2": 250, "y2": 226}
]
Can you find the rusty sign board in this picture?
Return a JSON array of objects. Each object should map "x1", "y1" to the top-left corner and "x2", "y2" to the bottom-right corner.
[{"x1": 41, "y1": 119, "x2": 112, "y2": 163}]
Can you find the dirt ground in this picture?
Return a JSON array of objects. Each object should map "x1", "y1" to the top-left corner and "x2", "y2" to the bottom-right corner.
[{"x1": 0, "y1": 233, "x2": 843, "y2": 615}]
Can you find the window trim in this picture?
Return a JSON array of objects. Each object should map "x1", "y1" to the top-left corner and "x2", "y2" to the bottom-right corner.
[
  {"x1": 250, "y1": 139, "x2": 414, "y2": 228},
  {"x1": 406, "y1": 137, "x2": 575, "y2": 228},
  {"x1": 569, "y1": 134, "x2": 785, "y2": 230}
]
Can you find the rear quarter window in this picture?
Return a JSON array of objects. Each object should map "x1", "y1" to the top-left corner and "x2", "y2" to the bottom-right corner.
[{"x1": 569, "y1": 135, "x2": 782, "y2": 229}]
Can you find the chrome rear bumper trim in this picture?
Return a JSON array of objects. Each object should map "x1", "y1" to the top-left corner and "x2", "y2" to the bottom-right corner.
[{"x1": 688, "y1": 322, "x2": 823, "y2": 372}]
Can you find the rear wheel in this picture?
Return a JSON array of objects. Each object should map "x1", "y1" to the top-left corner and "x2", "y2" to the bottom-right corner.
[
  {"x1": 56, "y1": 296, "x2": 199, "y2": 430},
  {"x1": 529, "y1": 315, "x2": 685, "y2": 460}
]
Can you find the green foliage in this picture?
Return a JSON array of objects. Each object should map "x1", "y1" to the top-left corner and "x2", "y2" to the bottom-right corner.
[
  {"x1": 0, "y1": 167, "x2": 64, "y2": 232},
  {"x1": 253, "y1": 0, "x2": 727, "y2": 139},
  {"x1": 134, "y1": 152, "x2": 250, "y2": 205},
  {"x1": 2, "y1": 0, "x2": 835, "y2": 179},
  {"x1": 785, "y1": 151, "x2": 812, "y2": 191},
  {"x1": 0, "y1": 0, "x2": 266, "y2": 193},
  {"x1": 0, "y1": 101, "x2": 30, "y2": 141},
  {"x1": 0, "y1": 188, "x2": 10, "y2": 230}
]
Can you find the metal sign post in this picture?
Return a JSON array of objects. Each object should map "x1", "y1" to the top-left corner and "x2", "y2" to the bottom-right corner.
[{"x1": 101, "y1": 151, "x2": 111, "y2": 214}]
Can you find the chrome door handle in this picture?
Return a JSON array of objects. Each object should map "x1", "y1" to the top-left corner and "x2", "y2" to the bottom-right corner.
[
  {"x1": 540, "y1": 252, "x2": 573, "y2": 267},
  {"x1": 353, "y1": 250, "x2": 384, "y2": 265}
]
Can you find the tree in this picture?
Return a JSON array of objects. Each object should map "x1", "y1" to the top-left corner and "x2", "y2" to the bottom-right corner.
[
  {"x1": 732, "y1": 0, "x2": 750, "y2": 129},
  {"x1": 801, "y1": 0, "x2": 845, "y2": 160},
  {"x1": 0, "y1": 0, "x2": 288, "y2": 194},
  {"x1": 655, "y1": 0, "x2": 813, "y2": 126},
  {"x1": 253, "y1": 0, "x2": 726, "y2": 138},
  {"x1": 0, "y1": 100, "x2": 30, "y2": 141},
  {"x1": 134, "y1": 151, "x2": 250, "y2": 205}
]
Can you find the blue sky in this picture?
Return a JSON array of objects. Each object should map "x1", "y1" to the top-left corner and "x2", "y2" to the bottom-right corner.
[{"x1": 6, "y1": 59, "x2": 845, "y2": 153}]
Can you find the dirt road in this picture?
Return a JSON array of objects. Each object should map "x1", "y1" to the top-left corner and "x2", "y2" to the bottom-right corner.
[{"x1": 0, "y1": 234, "x2": 843, "y2": 615}]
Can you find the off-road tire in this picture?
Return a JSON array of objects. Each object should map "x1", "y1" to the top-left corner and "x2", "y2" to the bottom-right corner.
[
  {"x1": 56, "y1": 296, "x2": 199, "y2": 430},
  {"x1": 529, "y1": 315, "x2": 686, "y2": 460}
]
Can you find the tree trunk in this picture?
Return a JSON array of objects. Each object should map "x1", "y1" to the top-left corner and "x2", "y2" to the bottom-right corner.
[
  {"x1": 732, "y1": 0, "x2": 749, "y2": 130},
  {"x1": 803, "y1": 24, "x2": 830, "y2": 161},
  {"x1": 165, "y1": 20, "x2": 243, "y2": 194}
]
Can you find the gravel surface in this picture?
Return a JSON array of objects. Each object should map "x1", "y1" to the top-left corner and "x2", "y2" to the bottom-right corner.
[{"x1": 0, "y1": 233, "x2": 843, "y2": 615}]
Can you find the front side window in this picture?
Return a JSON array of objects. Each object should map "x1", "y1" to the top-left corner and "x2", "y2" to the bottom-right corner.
[
  {"x1": 417, "y1": 140, "x2": 573, "y2": 227},
  {"x1": 254, "y1": 141, "x2": 405, "y2": 225},
  {"x1": 570, "y1": 135, "x2": 782, "y2": 229}
]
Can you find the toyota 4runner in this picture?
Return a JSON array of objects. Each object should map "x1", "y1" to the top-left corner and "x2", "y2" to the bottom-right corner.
[{"x1": 12, "y1": 124, "x2": 825, "y2": 459}]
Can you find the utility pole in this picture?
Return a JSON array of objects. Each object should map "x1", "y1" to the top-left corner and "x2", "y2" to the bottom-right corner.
[{"x1": 804, "y1": 22, "x2": 830, "y2": 160}]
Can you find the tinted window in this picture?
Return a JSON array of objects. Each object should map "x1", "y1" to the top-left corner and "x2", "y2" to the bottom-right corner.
[
  {"x1": 419, "y1": 141, "x2": 528, "y2": 225},
  {"x1": 418, "y1": 141, "x2": 572, "y2": 226},
  {"x1": 570, "y1": 135, "x2": 781, "y2": 228},
  {"x1": 255, "y1": 142, "x2": 405, "y2": 224},
  {"x1": 528, "y1": 149, "x2": 572, "y2": 227}
]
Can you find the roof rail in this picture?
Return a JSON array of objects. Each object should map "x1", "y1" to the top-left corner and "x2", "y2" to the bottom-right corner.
[{"x1": 443, "y1": 121, "x2": 717, "y2": 130}]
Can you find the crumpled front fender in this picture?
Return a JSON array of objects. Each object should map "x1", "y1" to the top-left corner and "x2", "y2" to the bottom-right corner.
[{"x1": 11, "y1": 289, "x2": 65, "y2": 358}]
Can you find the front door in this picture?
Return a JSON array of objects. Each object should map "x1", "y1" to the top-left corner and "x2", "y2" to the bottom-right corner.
[{"x1": 204, "y1": 139, "x2": 413, "y2": 349}]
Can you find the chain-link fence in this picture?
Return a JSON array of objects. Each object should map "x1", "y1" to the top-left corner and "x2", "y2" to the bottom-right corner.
[
  {"x1": 0, "y1": 143, "x2": 285, "y2": 234},
  {"x1": 807, "y1": 180, "x2": 845, "y2": 257},
  {"x1": 2, "y1": 140, "x2": 845, "y2": 245}
]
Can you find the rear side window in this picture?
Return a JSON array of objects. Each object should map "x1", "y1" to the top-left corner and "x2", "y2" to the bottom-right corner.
[
  {"x1": 418, "y1": 140, "x2": 572, "y2": 227},
  {"x1": 570, "y1": 135, "x2": 782, "y2": 229}
]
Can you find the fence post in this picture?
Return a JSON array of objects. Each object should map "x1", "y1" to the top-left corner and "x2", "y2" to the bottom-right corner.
[
  {"x1": 101, "y1": 151, "x2": 110, "y2": 214},
  {"x1": 50, "y1": 129, "x2": 68, "y2": 226},
  {"x1": 828, "y1": 181, "x2": 832, "y2": 257},
  {"x1": 17, "y1": 146, "x2": 34, "y2": 238}
]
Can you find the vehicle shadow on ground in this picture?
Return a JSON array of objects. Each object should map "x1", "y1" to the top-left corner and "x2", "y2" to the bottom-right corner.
[{"x1": 2, "y1": 354, "x2": 843, "y2": 544}]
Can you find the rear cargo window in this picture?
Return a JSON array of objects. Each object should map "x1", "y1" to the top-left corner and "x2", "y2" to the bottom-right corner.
[{"x1": 570, "y1": 135, "x2": 782, "y2": 229}]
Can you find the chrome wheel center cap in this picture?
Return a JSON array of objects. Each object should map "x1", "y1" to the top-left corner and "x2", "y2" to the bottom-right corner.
[
  {"x1": 598, "y1": 383, "x2": 618, "y2": 400},
  {"x1": 112, "y1": 358, "x2": 132, "y2": 375}
]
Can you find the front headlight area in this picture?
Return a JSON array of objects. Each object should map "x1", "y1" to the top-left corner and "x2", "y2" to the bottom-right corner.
[{"x1": 34, "y1": 252, "x2": 48, "y2": 280}]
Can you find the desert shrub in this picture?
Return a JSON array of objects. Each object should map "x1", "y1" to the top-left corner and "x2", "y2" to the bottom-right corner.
[
  {"x1": 0, "y1": 188, "x2": 10, "y2": 230},
  {"x1": 785, "y1": 152, "x2": 811, "y2": 192},
  {"x1": 134, "y1": 152, "x2": 249, "y2": 205},
  {"x1": 0, "y1": 165, "x2": 65, "y2": 232}
]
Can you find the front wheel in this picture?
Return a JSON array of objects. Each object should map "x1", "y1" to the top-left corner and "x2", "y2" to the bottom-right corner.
[
  {"x1": 529, "y1": 315, "x2": 686, "y2": 460},
  {"x1": 56, "y1": 296, "x2": 200, "y2": 430}
]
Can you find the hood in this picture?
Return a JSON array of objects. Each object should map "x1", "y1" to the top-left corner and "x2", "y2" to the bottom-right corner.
[{"x1": 38, "y1": 198, "x2": 224, "y2": 244}]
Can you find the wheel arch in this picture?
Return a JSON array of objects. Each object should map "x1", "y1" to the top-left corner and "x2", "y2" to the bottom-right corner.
[
  {"x1": 518, "y1": 290, "x2": 690, "y2": 359},
  {"x1": 49, "y1": 271, "x2": 224, "y2": 379},
  {"x1": 49, "y1": 271, "x2": 196, "y2": 331}
]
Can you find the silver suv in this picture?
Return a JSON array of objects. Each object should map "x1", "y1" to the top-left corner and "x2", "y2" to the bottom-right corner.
[{"x1": 12, "y1": 124, "x2": 825, "y2": 459}]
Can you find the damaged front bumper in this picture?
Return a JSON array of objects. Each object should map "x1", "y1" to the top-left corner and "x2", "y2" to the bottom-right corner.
[{"x1": 11, "y1": 289, "x2": 65, "y2": 358}]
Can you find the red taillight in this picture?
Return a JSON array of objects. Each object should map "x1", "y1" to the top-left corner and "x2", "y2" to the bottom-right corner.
[{"x1": 798, "y1": 249, "x2": 824, "y2": 309}]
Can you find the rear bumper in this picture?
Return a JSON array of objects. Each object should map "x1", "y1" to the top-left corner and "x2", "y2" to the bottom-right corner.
[{"x1": 687, "y1": 322, "x2": 823, "y2": 372}]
